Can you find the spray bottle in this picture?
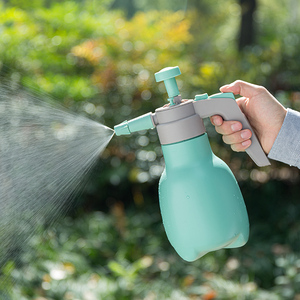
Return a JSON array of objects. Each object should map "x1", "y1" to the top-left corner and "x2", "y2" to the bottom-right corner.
[{"x1": 114, "y1": 66, "x2": 270, "y2": 262}]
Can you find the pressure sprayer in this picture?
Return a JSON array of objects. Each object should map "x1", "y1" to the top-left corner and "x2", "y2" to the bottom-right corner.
[{"x1": 114, "y1": 66, "x2": 270, "y2": 262}]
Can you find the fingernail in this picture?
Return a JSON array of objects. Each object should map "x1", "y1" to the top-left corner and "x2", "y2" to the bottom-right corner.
[
  {"x1": 231, "y1": 123, "x2": 242, "y2": 132},
  {"x1": 242, "y1": 140, "x2": 251, "y2": 148},
  {"x1": 212, "y1": 116, "x2": 222, "y2": 126},
  {"x1": 241, "y1": 131, "x2": 251, "y2": 139},
  {"x1": 220, "y1": 84, "x2": 229, "y2": 89},
  {"x1": 220, "y1": 83, "x2": 234, "y2": 89}
]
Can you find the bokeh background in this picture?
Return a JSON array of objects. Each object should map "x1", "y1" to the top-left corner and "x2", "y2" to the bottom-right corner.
[{"x1": 1, "y1": 0, "x2": 300, "y2": 299}]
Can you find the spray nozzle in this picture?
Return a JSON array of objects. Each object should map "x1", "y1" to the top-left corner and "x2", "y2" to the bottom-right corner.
[
  {"x1": 155, "y1": 66, "x2": 182, "y2": 105},
  {"x1": 114, "y1": 112, "x2": 155, "y2": 136}
]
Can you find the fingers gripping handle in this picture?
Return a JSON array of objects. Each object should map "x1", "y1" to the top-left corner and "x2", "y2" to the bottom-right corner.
[{"x1": 193, "y1": 97, "x2": 271, "y2": 167}]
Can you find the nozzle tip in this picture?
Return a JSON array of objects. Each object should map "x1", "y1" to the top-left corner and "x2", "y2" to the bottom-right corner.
[{"x1": 114, "y1": 121, "x2": 130, "y2": 136}]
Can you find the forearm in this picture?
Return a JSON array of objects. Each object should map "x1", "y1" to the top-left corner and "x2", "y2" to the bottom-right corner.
[{"x1": 268, "y1": 109, "x2": 300, "y2": 169}]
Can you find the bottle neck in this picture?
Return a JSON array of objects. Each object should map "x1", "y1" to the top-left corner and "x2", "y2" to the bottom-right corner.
[
  {"x1": 155, "y1": 101, "x2": 206, "y2": 145},
  {"x1": 161, "y1": 133, "x2": 213, "y2": 168}
]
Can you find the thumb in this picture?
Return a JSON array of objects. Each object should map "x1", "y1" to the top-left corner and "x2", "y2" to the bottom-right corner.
[{"x1": 220, "y1": 80, "x2": 261, "y2": 98}]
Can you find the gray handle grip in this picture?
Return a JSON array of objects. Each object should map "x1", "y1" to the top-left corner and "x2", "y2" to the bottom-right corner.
[{"x1": 193, "y1": 97, "x2": 271, "y2": 167}]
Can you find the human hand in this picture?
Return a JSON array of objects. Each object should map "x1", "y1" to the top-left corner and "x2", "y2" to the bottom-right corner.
[{"x1": 210, "y1": 80, "x2": 287, "y2": 154}]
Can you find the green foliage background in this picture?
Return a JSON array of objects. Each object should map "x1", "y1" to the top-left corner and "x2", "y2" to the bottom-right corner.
[{"x1": 0, "y1": 0, "x2": 300, "y2": 299}]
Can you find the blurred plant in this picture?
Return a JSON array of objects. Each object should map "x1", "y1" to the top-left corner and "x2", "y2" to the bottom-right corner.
[
  {"x1": 1, "y1": 209, "x2": 295, "y2": 300},
  {"x1": 273, "y1": 254, "x2": 300, "y2": 299}
]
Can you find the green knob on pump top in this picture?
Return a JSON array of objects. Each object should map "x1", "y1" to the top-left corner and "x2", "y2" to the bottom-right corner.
[{"x1": 155, "y1": 66, "x2": 181, "y2": 105}]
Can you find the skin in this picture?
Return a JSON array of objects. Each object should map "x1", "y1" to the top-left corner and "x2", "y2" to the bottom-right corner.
[{"x1": 210, "y1": 80, "x2": 287, "y2": 154}]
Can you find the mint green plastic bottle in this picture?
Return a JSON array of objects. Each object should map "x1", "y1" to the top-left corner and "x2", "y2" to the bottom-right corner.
[
  {"x1": 114, "y1": 66, "x2": 270, "y2": 261},
  {"x1": 159, "y1": 134, "x2": 248, "y2": 261}
]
